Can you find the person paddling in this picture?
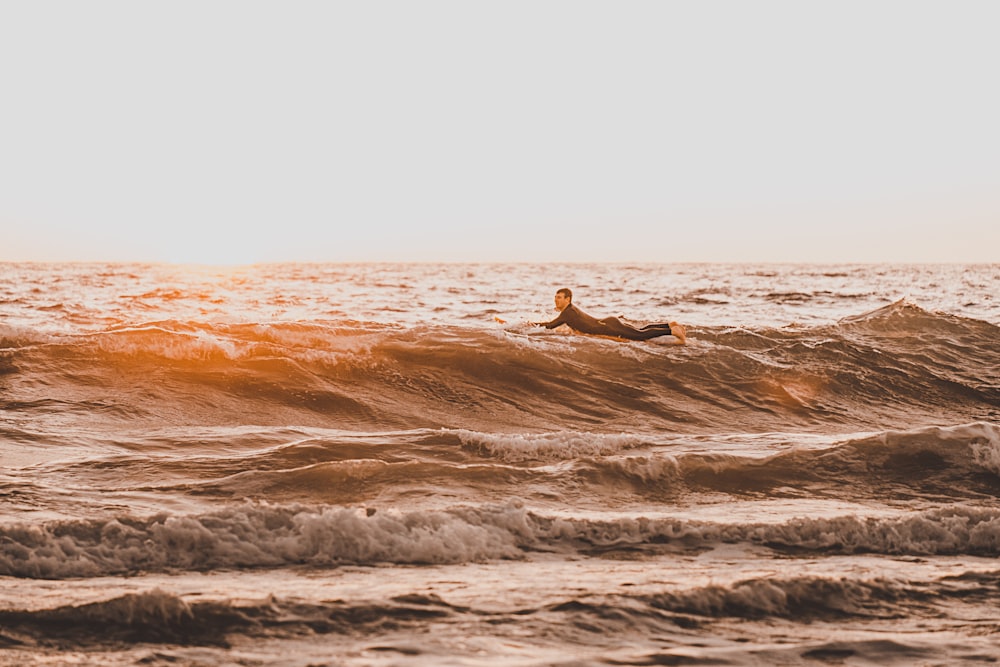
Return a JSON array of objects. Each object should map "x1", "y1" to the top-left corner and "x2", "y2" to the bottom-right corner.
[{"x1": 534, "y1": 288, "x2": 686, "y2": 343}]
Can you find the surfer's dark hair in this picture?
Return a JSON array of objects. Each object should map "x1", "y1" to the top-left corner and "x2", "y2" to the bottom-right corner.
[{"x1": 556, "y1": 288, "x2": 572, "y2": 301}]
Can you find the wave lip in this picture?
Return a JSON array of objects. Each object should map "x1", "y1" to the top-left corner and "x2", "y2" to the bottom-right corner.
[{"x1": 457, "y1": 430, "x2": 646, "y2": 463}]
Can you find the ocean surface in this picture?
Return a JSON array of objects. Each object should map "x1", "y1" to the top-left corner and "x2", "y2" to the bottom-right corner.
[{"x1": 1, "y1": 262, "x2": 998, "y2": 666}]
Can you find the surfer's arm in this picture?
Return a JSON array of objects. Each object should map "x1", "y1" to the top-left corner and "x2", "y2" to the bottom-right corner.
[
  {"x1": 534, "y1": 317, "x2": 562, "y2": 329},
  {"x1": 534, "y1": 312, "x2": 568, "y2": 329}
]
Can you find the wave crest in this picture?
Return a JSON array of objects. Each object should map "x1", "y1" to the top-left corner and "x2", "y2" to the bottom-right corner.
[{"x1": 5, "y1": 502, "x2": 1000, "y2": 579}]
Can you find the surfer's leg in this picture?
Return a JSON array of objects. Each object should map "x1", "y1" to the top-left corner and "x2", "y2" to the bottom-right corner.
[
  {"x1": 636, "y1": 321, "x2": 686, "y2": 343},
  {"x1": 601, "y1": 317, "x2": 686, "y2": 343},
  {"x1": 632, "y1": 328, "x2": 673, "y2": 340},
  {"x1": 599, "y1": 317, "x2": 641, "y2": 338}
]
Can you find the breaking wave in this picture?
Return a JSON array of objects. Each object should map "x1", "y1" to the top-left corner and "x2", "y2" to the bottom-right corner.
[{"x1": 5, "y1": 500, "x2": 1000, "y2": 579}]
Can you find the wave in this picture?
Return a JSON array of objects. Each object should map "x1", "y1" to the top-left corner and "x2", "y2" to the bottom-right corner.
[
  {"x1": 571, "y1": 576, "x2": 935, "y2": 623},
  {"x1": 2, "y1": 301, "x2": 998, "y2": 433},
  {"x1": 0, "y1": 588, "x2": 463, "y2": 648},
  {"x1": 465, "y1": 423, "x2": 1000, "y2": 506},
  {"x1": 7, "y1": 423, "x2": 998, "y2": 513},
  {"x1": 5, "y1": 499, "x2": 1000, "y2": 579},
  {"x1": 3, "y1": 569, "x2": 999, "y2": 649},
  {"x1": 586, "y1": 421, "x2": 1000, "y2": 499}
]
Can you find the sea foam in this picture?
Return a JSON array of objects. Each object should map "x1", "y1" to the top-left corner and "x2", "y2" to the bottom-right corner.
[{"x1": 5, "y1": 503, "x2": 1000, "y2": 579}]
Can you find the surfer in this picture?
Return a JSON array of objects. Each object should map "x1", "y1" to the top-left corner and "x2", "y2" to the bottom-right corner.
[{"x1": 533, "y1": 288, "x2": 686, "y2": 343}]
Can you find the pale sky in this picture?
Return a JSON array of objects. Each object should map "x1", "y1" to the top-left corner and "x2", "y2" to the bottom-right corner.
[{"x1": 2, "y1": 1, "x2": 998, "y2": 264}]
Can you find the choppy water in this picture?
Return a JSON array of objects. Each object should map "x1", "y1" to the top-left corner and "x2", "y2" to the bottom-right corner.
[{"x1": 1, "y1": 262, "x2": 998, "y2": 666}]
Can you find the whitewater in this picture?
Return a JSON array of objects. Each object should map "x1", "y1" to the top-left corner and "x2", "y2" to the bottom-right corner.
[{"x1": 1, "y1": 262, "x2": 998, "y2": 666}]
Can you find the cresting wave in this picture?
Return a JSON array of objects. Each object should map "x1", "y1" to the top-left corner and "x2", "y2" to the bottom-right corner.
[
  {"x1": 0, "y1": 589, "x2": 467, "y2": 648},
  {"x1": 5, "y1": 499, "x2": 1000, "y2": 579},
  {"x1": 3, "y1": 570, "x2": 1000, "y2": 649},
  {"x1": 2, "y1": 300, "x2": 998, "y2": 432}
]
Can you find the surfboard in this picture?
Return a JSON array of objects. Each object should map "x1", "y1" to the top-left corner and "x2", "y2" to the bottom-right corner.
[{"x1": 495, "y1": 316, "x2": 685, "y2": 344}]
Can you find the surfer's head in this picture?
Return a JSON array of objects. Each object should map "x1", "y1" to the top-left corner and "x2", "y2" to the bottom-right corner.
[{"x1": 554, "y1": 288, "x2": 572, "y2": 311}]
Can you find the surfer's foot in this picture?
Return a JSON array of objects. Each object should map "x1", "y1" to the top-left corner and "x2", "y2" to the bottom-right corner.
[{"x1": 670, "y1": 322, "x2": 687, "y2": 344}]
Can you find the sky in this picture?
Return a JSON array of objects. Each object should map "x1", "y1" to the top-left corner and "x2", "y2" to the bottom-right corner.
[{"x1": 1, "y1": 1, "x2": 998, "y2": 264}]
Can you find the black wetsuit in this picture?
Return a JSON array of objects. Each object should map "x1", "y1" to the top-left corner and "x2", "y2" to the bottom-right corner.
[{"x1": 539, "y1": 303, "x2": 674, "y2": 341}]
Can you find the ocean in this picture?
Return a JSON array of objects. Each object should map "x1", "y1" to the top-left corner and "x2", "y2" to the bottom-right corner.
[{"x1": 1, "y1": 262, "x2": 998, "y2": 666}]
